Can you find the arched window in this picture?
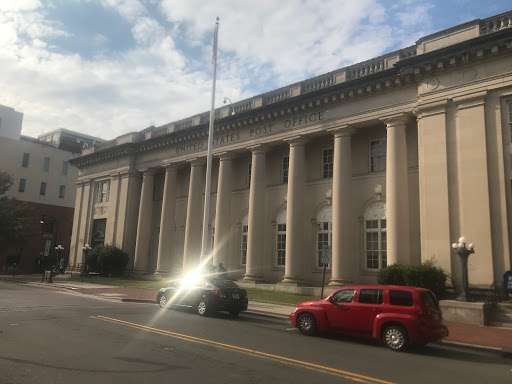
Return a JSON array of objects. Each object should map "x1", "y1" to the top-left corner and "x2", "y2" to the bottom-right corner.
[
  {"x1": 240, "y1": 213, "x2": 248, "y2": 265},
  {"x1": 275, "y1": 209, "x2": 287, "y2": 267},
  {"x1": 316, "y1": 205, "x2": 332, "y2": 268},
  {"x1": 364, "y1": 201, "x2": 387, "y2": 270}
]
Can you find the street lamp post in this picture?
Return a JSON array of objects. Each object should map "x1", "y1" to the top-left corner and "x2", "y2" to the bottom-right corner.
[
  {"x1": 451, "y1": 236, "x2": 475, "y2": 302},
  {"x1": 81, "y1": 244, "x2": 91, "y2": 276},
  {"x1": 223, "y1": 97, "x2": 235, "y2": 115}
]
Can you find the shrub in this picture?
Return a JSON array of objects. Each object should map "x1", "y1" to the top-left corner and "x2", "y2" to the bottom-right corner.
[
  {"x1": 96, "y1": 244, "x2": 129, "y2": 276},
  {"x1": 86, "y1": 244, "x2": 129, "y2": 276},
  {"x1": 377, "y1": 260, "x2": 448, "y2": 299}
]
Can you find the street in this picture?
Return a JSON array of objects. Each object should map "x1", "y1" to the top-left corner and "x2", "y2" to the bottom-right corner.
[{"x1": 0, "y1": 280, "x2": 510, "y2": 384}]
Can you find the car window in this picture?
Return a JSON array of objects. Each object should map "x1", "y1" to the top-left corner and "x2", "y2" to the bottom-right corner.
[
  {"x1": 332, "y1": 289, "x2": 355, "y2": 303},
  {"x1": 358, "y1": 289, "x2": 383, "y2": 304},
  {"x1": 209, "y1": 278, "x2": 239, "y2": 288},
  {"x1": 421, "y1": 291, "x2": 439, "y2": 308},
  {"x1": 389, "y1": 290, "x2": 414, "y2": 306}
]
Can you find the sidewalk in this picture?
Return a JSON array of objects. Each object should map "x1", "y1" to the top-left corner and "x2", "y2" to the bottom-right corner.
[{"x1": 2, "y1": 273, "x2": 511, "y2": 356}]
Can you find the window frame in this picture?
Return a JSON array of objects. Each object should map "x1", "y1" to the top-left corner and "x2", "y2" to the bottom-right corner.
[
  {"x1": 62, "y1": 161, "x2": 68, "y2": 176},
  {"x1": 247, "y1": 162, "x2": 252, "y2": 189},
  {"x1": 40, "y1": 181, "x2": 47, "y2": 196},
  {"x1": 59, "y1": 185, "x2": 66, "y2": 198},
  {"x1": 18, "y1": 178, "x2": 26, "y2": 193},
  {"x1": 43, "y1": 157, "x2": 50, "y2": 172},
  {"x1": 22, "y1": 153, "x2": 30, "y2": 168},
  {"x1": 322, "y1": 148, "x2": 333, "y2": 178},
  {"x1": 282, "y1": 155, "x2": 289, "y2": 184},
  {"x1": 369, "y1": 138, "x2": 386, "y2": 173},
  {"x1": 363, "y1": 201, "x2": 387, "y2": 271},
  {"x1": 96, "y1": 180, "x2": 110, "y2": 203}
]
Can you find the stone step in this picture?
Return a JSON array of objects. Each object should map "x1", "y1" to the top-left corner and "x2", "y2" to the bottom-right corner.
[{"x1": 489, "y1": 312, "x2": 512, "y2": 323}]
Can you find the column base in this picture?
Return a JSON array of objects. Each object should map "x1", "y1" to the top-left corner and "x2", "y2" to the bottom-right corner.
[
  {"x1": 154, "y1": 270, "x2": 171, "y2": 277},
  {"x1": 242, "y1": 273, "x2": 265, "y2": 283},
  {"x1": 280, "y1": 276, "x2": 307, "y2": 286},
  {"x1": 328, "y1": 278, "x2": 352, "y2": 287},
  {"x1": 131, "y1": 269, "x2": 150, "y2": 277}
]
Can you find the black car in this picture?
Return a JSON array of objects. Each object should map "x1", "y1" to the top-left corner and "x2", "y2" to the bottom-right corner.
[{"x1": 156, "y1": 277, "x2": 248, "y2": 317}]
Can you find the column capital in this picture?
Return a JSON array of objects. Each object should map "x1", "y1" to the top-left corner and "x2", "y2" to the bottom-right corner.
[
  {"x1": 413, "y1": 99, "x2": 448, "y2": 119},
  {"x1": 246, "y1": 144, "x2": 268, "y2": 154},
  {"x1": 140, "y1": 168, "x2": 157, "y2": 176},
  {"x1": 380, "y1": 113, "x2": 410, "y2": 129},
  {"x1": 188, "y1": 158, "x2": 206, "y2": 167},
  {"x1": 328, "y1": 125, "x2": 355, "y2": 138},
  {"x1": 453, "y1": 91, "x2": 487, "y2": 110},
  {"x1": 161, "y1": 161, "x2": 177, "y2": 171},
  {"x1": 214, "y1": 151, "x2": 235, "y2": 161},
  {"x1": 284, "y1": 135, "x2": 308, "y2": 146}
]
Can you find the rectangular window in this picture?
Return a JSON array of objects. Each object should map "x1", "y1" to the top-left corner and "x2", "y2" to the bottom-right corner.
[
  {"x1": 62, "y1": 161, "x2": 68, "y2": 176},
  {"x1": 365, "y1": 218, "x2": 387, "y2": 270},
  {"x1": 96, "y1": 180, "x2": 110, "y2": 203},
  {"x1": 358, "y1": 289, "x2": 384, "y2": 304},
  {"x1": 317, "y1": 222, "x2": 332, "y2": 268},
  {"x1": 370, "y1": 139, "x2": 386, "y2": 172},
  {"x1": 247, "y1": 162, "x2": 252, "y2": 188},
  {"x1": 507, "y1": 100, "x2": 512, "y2": 142},
  {"x1": 43, "y1": 157, "x2": 50, "y2": 172},
  {"x1": 241, "y1": 225, "x2": 248, "y2": 265},
  {"x1": 40, "y1": 181, "x2": 47, "y2": 196},
  {"x1": 322, "y1": 148, "x2": 333, "y2": 178},
  {"x1": 91, "y1": 218, "x2": 107, "y2": 248},
  {"x1": 282, "y1": 156, "x2": 289, "y2": 184},
  {"x1": 18, "y1": 178, "x2": 26, "y2": 192},
  {"x1": 389, "y1": 290, "x2": 414, "y2": 306},
  {"x1": 276, "y1": 223, "x2": 286, "y2": 266},
  {"x1": 59, "y1": 185, "x2": 65, "y2": 198},
  {"x1": 22, "y1": 153, "x2": 30, "y2": 168}
]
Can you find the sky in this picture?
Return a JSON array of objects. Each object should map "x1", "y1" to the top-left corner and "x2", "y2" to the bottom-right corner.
[{"x1": 1, "y1": 0, "x2": 511, "y2": 141}]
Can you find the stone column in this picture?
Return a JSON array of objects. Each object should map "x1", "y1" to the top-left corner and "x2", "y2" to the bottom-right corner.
[
  {"x1": 133, "y1": 169, "x2": 156, "y2": 274},
  {"x1": 183, "y1": 159, "x2": 205, "y2": 272},
  {"x1": 155, "y1": 163, "x2": 177, "y2": 275},
  {"x1": 69, "y1": 180, "x2": 84, "y2": 267},
  {"x1": 213, "y1": 153, "x2": 233, "y2": 267},
  {"x1": 282, "y1": 137, "x2": 306, "y2": 284},
  {"x1": 329, "y1": 128, "x2": 353, "y2": 285},
  {"x1": 78, "y1": 179, "x2": 93, "y2": 267},
  {"x1": 244, "y1": 146, "x2": 266, "y2": 281},
  {"x1": 383, "y1": 115, "x2": 410, "y2": 265}
]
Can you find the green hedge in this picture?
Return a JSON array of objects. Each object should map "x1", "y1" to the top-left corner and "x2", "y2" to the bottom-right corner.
[
  {"x1": 377, "y1": 260, "x2": 448, "y2": 300},
  {"x1": 87, "y1": 244, "x2": 129, "y2": 276}
]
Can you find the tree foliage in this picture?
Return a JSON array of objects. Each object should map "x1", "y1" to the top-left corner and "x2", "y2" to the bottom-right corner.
[{"x1": 0, "y1": 172, "x2": 31, "y2": 248}]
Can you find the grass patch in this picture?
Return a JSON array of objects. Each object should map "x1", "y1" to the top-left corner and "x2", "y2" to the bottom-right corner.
[
  {"x1": 69, "y1": 275, "x2": 321, "y2": 305},
  {"x1": 244, "y1": 288, "x2": 319, "y2": 305},
  {"x1": 69, "y1": 275, "x2": 167, "y2": 289}
]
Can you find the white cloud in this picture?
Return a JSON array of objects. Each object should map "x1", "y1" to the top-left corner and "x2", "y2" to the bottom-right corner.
[{"x1": 0, "y1": 0, "x2": 479, "y2": 141}]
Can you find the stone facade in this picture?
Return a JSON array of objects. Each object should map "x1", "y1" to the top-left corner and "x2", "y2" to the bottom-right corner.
[{"x1": 69, "y1": 12, "x2": 512, "y2": 291}]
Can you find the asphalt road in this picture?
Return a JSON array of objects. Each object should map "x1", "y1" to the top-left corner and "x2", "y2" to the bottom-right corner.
[{"x1": 0, "y1": 281, "x2": 510, "y2": 384}]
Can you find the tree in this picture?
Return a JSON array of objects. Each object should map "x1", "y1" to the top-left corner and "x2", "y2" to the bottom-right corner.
[{"x1": 0, "y1": 172, "x2": 32, "y2": 249}]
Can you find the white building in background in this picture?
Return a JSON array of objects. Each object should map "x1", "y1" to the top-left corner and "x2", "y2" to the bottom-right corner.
[
  {"x1": 69, "y1": 12, "x2": 512, "y2": 294},
  {"x1": 0, "y1": 104, "x2": 23, "y2": 140}
]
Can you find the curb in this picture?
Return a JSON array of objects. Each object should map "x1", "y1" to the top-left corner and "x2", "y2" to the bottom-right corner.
[
  {"x1": 121, "y1": 298, "x2": 155, "y2": 303},
  {"x1": 437, "y1": 340, "x2": 512, "y2": 358}
]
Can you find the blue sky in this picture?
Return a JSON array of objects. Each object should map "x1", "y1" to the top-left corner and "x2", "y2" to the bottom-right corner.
[{"x1": 0, "y1": 0, "x2": 511, "y2": 140}]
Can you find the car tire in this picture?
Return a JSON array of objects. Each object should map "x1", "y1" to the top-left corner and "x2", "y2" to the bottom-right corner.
[
  {"x1": 297, "y1": 313, "x2": 317, "y2": 336},
  {"x1": 197, "y1": 299, "x2": 209, "y2": 316},
  {"x1": 382, "y1": 325, "x2": 408, "y2": 351},
  {"x1": 229, "y1": 309, "x2": 241, "y2": 317},
  {"x1": 158, "y1": 294, "x2": 168, "y2": 308}
]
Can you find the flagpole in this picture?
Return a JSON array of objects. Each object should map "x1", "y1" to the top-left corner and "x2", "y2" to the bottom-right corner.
[{"x1": 200, "y1": 17, "x2": 219, "y2": 264}]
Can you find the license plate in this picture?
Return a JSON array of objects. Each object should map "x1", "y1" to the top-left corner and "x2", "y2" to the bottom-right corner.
[{"x1": 232, "y1": 294, "x2": 239, "y2": 299}]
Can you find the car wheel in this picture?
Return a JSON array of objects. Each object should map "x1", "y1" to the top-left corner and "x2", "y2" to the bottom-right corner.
[
  {"x1": 229, "y1": 309, "x2": 241, "y2": 317},
  {"x1": 197, "y1": 299, "x2": 209, "y2": 316},
  {"x1": 297, "y1": 313, "x2": 317, "y2": 336},
  {"x1": 383, "y1": 325, "x2": 408, "y2": 351},
  {"x1": 158, "y1": 294, "x2": 168, "y2": 308}
]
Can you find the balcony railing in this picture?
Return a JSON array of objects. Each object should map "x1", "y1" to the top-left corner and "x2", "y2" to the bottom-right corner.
[{"x1": 480, "y1": 11, "x2": 512, "y2": 35}]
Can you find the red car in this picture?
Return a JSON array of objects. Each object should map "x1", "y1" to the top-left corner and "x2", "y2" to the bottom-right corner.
[{"x1": 289, "y1": 285, "x2": 449, "y2": 351}]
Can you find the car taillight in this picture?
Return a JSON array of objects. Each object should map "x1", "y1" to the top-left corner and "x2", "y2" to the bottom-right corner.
[{"x1": 211, "y1": 290, "x2": 226, "y2": 298}]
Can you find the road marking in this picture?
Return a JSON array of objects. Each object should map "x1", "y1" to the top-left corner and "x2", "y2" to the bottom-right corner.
[{"x1": 91, "y1": 315, "x2": 396, "y2": 384}]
